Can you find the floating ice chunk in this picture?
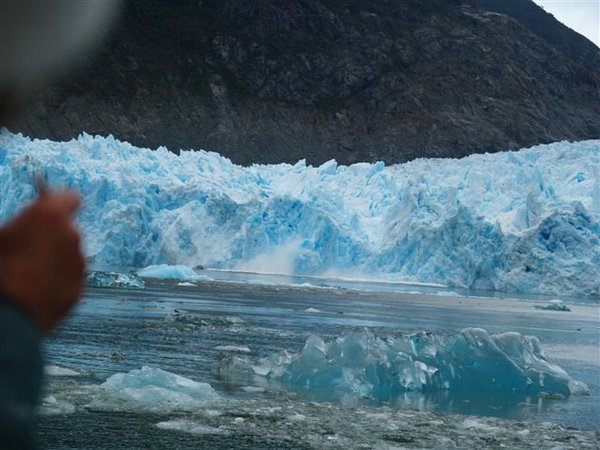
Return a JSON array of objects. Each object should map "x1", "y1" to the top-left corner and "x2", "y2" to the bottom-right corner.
[
  {"x1": 534, "y1": 299, "x2": 571, "y2": 312},
  {"x1": 85, "y1": 270, "x2": 145, "y2": 289},
  {"x1": 435, "y1": 291, "x2": 462, "y2": 297},
  {"x1": 45, "y1": 365, "x2": 80, "y2": 376},
  {"x1": 287, "y1": 413, "x2": 306, "y2": 422},
  {"x1": 164, "y1": 310, "x2": 243, "y2": 330},
  {"x1": 155, "y1": 420, "x2": 227, "y2": 435},
  {"x1": 177, "y1": 281, "x2": 196, "y2": 287},
  {"x1": 241, "y1": 386, "x2": 266, "y2": 393},
  {"x1": 39, "y1": 396, "x2": 76, "y2": 416},
  {"x1": 215, "y1": 345, "x2": 251, "y2": 353},
  {"x1": 462, "y1": 418, "x2": 501, "y2": 433},
  {"x1": 92, "y1": 366, "x2": 219, "y2": 412},
  {"x1": 215, "y1": 328, "x2": 589, "y2": 401},
  {"x1": 138, "y1": 264, "x2": 211, "y2": 281},
  {"x1": 305, "y1": 308, "x2": 321, "y2": 313}
]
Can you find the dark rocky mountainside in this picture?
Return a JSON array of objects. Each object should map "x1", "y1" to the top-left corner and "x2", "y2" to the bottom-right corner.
[{"x1": 8, "y1": 0, "x2": 600, "y2": 165}]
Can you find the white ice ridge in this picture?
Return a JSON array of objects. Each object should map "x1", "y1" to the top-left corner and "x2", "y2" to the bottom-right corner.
[
  {"x1": 0, "y1": 130, "x2": 598, "y2": 297},
  {"x1": 215, "y1": 328, "x2": 589, "y2": 401}
]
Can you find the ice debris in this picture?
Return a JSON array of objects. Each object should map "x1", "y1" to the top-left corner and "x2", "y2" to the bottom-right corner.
[
  {"x1": 164, "y1": 310, "x2": 243, "y2": 331},
  {"x1": 0, "y1": 131, "x2": 598, "y2": 297},
  {"x1": 85, "y1": 270, "x2": 145, "y2": 289},
  {"x1": 45, "y1": 365, "x2": 80, "y2": 377},
  {"x1": 39, "y1": 396, "x2": 76, "y2": 416},
  {"x1": 155, "y1": 420, "x2": 228, "y2": 435},
  {"x1": 215, "y1": 328, "x2": 589, "y2": 400},
  {"x1": 534, "y1": 299, "x2": 571, "y2": 312},
  {"x1": 215, "y1": 345, "x2": 251, "y2": 353},
  {"x1": 92, "y1": 366, "x2": 220, "y2": 412}
]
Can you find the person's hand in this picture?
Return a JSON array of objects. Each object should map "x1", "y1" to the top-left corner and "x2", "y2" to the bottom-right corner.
[{"x1": 0, "y1": 190, "x2": 85, "y2": 333}]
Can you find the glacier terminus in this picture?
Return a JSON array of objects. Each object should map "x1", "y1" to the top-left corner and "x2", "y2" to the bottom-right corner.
[{"x1": 0, "y1": 130, "x2": 598, "y2": 298}]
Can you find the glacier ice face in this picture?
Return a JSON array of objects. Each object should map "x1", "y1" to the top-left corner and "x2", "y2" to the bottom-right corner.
[
  {"x1": 85, "y1": 270, "x2": 145, "y2": 289},
  {"x1": 89, "y1": 366, "x2": 220, "y2": 412},
  {"x1": 0, "y1": 130, "x2": 598, "y2": 297},
  {"x1": 215, "y1": 328, "x2": 589, "y2": 401}
]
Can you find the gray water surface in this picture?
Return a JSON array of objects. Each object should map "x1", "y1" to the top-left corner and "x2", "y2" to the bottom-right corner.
[{"x1": 38, "y1": 278, "x2": 600, "y2": 449}]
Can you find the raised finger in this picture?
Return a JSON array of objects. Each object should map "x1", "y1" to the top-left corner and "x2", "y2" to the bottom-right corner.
[{"x1": 45, "y1": 191, "x2": 81, "y2": 217}]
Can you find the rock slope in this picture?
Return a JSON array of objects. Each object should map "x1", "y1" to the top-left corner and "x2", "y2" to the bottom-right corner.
[{"x1": 8, "y1": 0, "x2": 600, "y2": 165}]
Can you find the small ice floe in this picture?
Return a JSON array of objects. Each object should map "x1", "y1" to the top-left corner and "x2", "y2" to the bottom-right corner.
[
  {"x1": 39, "y1": 396, "x2": 76, "y2": 416},
  {"x1": 45, "y1": 365, "x2": 80, "y2": 377},
  {"x1": 177, "y1": 282, "x2": 196, "y2": 287},
  {"x1": 241, "y1": 386, "x2": 265, "y2": 393},
  {"x1": 287, "y1": 413, "x2": 306, "y2": 422},
  {"x1": 435, "y1": 290, "x2": 462, "y2": 297},
  {"x1": 155, "y1": 420, "x2": 227, "y2": 435},
  {"x1": 462, "y1": 418, "x2": 501, "y2": 433},
  {"x1": 534, "y1": 299, "x2": 571, "y2": 312},
  {"x1": 215, "y1": 345, "x2": 251, "y2": 353},
  {"x1": 304, "y1": 308, "x2": 321, "y2": 313},
  {"x1": 89, "y1": 366, "x2": 220, "y2": 413}
]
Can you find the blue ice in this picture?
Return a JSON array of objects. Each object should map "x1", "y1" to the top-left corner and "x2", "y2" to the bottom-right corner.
[
  {"x1": 215, "y1": 328, "x2": 589, "y2": 400},
  {"x1": 0, "y1": 130, "x2": 598, "y2": 297}
]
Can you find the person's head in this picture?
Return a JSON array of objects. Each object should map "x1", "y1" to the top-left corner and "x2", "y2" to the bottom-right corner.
[{"x1": 0, "y1": 0, "x2": 120, "y2": 123}]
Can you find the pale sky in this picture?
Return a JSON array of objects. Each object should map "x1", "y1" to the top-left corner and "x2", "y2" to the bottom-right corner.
[{"x1": 532, "y1": 0, "x2": 600, "y2": 47}]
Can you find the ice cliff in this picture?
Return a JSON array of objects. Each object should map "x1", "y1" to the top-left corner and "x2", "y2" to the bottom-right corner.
[
  {"x1": 215, "y1": 328, "x2": 589, "y2": 401},
  {"x1": 0, "y1": 131, "x2": 598, "y2": 297}
]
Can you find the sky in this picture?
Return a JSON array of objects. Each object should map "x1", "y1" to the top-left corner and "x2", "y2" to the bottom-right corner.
[{"x1": 532, "y1": 0, "x2": 600, "y2": 47}]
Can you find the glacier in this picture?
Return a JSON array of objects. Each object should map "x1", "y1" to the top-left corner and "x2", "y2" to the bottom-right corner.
[
  {"x1": 0, "y1": 130, "x2": 598, "y2": 297},
  {"x1": 214, "y1": 328, "x2": 589, "y2": 401}
]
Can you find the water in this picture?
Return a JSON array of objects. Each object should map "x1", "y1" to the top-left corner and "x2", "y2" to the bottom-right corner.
[{"x1": 38, "y1": 277, "x2": 600, "y2": 449}]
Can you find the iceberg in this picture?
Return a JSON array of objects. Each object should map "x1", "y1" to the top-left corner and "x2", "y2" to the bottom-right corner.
[
  {"x1": 137, "y1": 264, "x2": 210, "y2": 280},
  {"x1": 85, "y1": 270, "x2": 145, "y2": 289},
  {"x1": 0, "y1": 130, "x2": 598, "y2": 297},
  {"x1": 89, "y1": 366, "x2": 219, "y2": 412},
  {"x1": 214, "y1": 328, "x2": 589, "y2": 401}
]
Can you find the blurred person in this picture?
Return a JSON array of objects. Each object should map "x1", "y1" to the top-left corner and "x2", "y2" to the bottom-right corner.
[{"x1": 0, "y1": 2, "x2": 119, "y2": 449}]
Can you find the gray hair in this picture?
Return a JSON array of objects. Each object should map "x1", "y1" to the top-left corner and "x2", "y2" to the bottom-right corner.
[{"x1": 0, "y1": 0, "x2": 120, "y2": 89}]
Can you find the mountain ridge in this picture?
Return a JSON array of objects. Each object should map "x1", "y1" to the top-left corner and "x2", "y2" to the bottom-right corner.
[{"x1": 7, "y1": 0, "x2": 600, "y2": 165}]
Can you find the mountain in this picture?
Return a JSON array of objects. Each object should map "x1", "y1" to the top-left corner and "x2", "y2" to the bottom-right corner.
[
  {"x1": 472, "y1": 0, "x2": 600, "y2": 72},
  {"x1": 7, "y1": 0, "x2": 600, "y2": 165}
]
